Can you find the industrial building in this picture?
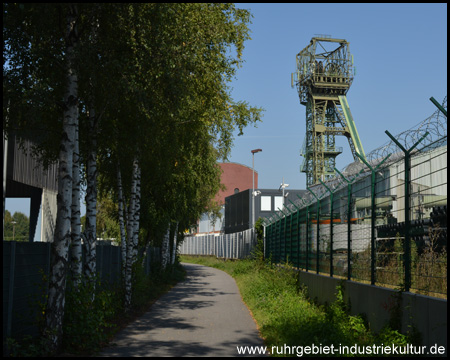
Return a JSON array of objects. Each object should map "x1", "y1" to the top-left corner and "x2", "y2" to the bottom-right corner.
[
  {"x1": 193, "y1": 162, "x2": 257, "y2": 235},
  {"x1": 224, "y1": 188, "x2": 307, "y2": 234}
]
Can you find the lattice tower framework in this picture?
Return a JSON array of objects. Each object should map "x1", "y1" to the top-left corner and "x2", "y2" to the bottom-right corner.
[{"x1": 292, "y1": 36, "x2": 365, "y2": 186}]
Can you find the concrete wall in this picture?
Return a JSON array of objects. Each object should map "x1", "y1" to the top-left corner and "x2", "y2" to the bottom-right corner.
[{"x1": 296, "y1": 270, "x2": 447, "y2": 353}]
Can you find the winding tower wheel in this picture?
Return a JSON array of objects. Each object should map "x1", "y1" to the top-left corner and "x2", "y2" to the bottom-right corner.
[{"x1": 292, "y1": 36, "x2": 365, "y2": 186}]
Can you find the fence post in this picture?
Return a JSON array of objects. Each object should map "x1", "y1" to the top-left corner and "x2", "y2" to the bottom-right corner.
[
  {"x1": 273, "y1": 213, "x2": 281, "y2": 263},
  {"x1": 280, "y1": 206, "x2": 294, "y2": 263},
  {"x1": 221, "y1": 234, "x2": 224, "y2": 258},
  {"x1": 261, "y1": 218, "x2": 270, "y2": 260},
  {"x1": 385, "y1": 130, "x2": 428, "y2": 292},
  {"x1": 307, "y1": 188, "x2": 321, "y2": 274},
  {"x1": 306, "y1": 205, "x2": 310, "y2": 272},
  {"x1": 335, "y1": 167, "x2": 365, "y2": 280},
  {"x1": 319, "y1": 180, "x2": 335, "y2": 277},
  {"x1": 429, "y1": 96, "x2": 447, "y2": 117},
  {"x1": 268, "y1": 217, "x2": 275, "y2": 262},
  {"x1": 296, "y1": 194, "x2": 310, "y2": 271},
  {"x1": 277, "y1": 208, "x2": 287, "y2": 263},
  {"x1": 356, "y1": 153, "x2": 392, "y2": 286},
  {"x1": 288, "y1": 200, "x2": 301, "y2": 269}
]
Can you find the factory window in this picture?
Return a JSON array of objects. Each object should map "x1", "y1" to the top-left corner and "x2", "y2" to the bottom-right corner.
[
  {"x1": 261, "y1": 196, "x2": 271, "y2": 211},
  {"x1": 274, "y1": 196, "x2": 284, "y2": 211}
]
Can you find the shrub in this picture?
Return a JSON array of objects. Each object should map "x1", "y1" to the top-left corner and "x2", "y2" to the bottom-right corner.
[{"x1": 62, "y1": 276, "x2": 120, "y2": 354}]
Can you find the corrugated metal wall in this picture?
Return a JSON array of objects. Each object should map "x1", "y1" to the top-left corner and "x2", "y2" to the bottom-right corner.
[
  {"x1": 8, "y1": 135, "x2": 58, "y2": 191},
  {"x1": 179, "y1": 229, "x2": 256, "y2": 259}
]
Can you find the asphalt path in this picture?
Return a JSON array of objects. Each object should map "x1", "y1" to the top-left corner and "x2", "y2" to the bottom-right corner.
[{"x1": 99, "y1": 262, "x2": 266, "y2": 357}]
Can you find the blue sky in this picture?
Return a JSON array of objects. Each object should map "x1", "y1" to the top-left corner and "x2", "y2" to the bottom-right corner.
[
  {"x1": 228, "y1": 3, "x2": 447, "y2": 189},
  {"x1": 5, "y1": 3, "x2": 447, "y2": 239}
]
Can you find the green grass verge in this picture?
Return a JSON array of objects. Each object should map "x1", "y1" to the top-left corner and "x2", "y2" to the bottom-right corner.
[{"x1": 180, "y1": 255, "x2": 420, "y2": 357}]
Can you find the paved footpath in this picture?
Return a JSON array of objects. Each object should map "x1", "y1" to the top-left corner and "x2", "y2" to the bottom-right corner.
[{"x1": 99, "y1": 263, "x2": 266, "y2": 357}]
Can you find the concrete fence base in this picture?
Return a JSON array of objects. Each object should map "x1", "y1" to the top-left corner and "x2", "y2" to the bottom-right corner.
[{"x1": 296, "y1": 270, "x2": 447, "y2": 354}]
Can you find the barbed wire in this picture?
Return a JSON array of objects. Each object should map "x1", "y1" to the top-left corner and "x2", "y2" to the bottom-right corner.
[
  {"x1": 338, "y1": 95, "x2": 447, "y2": 185},
  {"x1": 270, "y1": 96, "x2": 447, "y2": 220}
]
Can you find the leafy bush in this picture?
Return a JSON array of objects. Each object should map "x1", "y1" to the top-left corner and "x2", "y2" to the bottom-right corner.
[{"x1": 62, "y1": 276, "x2": 120, "y2": 354}]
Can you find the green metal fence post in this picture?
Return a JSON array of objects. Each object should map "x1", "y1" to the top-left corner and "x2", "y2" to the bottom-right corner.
[
  {"x1": 278, "y1": 208, "x2": 289, "y2": 263},
  {"x1": 288, "y1": 199, "x2": 301, "y2": 269},
  {"x1": 261, "y1": 218, "x2": 269, "y2": 260},
  {"x1": 320, "y1": 180, "x2": 334, "y2": 277},
  {"x1": 306, "y1": 205, "x2": 310, "y2": 272},
  {"x1": 385, "y1": 130, "x2": 429, "y2": 292},
  {"x1": 335, "y1": 167, "x2": 364, "y2": 281},
  {"x1": 430, "y1": 96, "x2": 447, "y2": 117},
  {"x1": 307, "y1": 188, "x2": 321, "y2": 274},
  {"x1": 356, "y1": 153, "x2": 392, "y2": 286},
  {"x1": 283, "y1": 205, "x2": 294, "y2": 265},
  {"x1": 274, "y1": 213, "x2": 283, "y2": 263},
  {"x1": 295, "y1": 194, "x2": 309, "y2": 271},
  {"x1": 267, "y1": 218, "x2": 275, "y2": 263}
]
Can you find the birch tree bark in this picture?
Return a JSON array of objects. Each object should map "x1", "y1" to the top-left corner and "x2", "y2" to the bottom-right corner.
[
  {"x1": 124, "y1": 156, "x2": 139, "y2": 312},
  {"x1": 132, "y1": 161, "x2": 141, "y2": 266},
  {"x1": 45, "y1": 4, "x2": 78, "y2": 352},
  {"x1": 172, "y1": 222, "x2": 178, "y2": 265},
  {"x1": 70, "y1": 122, "x2": 82, "y2": 286},
  {"x1": 83, "y1": 105, "x2": 98, "y2": 285},
  {"x1": 161, "y1": 224, "x2": 171, "y2": 269},
  {"x1": 116, "y1": 162, "x2": 127, "y2": 280}
]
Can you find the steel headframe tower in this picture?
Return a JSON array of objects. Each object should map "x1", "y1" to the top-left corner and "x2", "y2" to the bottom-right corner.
[{"x1": 292, "y1": 36, "x2": 366, "y2": 186}]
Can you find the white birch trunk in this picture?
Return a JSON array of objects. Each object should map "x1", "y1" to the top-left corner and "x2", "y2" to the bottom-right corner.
[
  {"x1": 161, "y1": 224, "x2": 171, "y2": 269},
  {"x1": 172, "y1": 222, "x2": 178, "y2": 265},
  {"x1": 70, "y1": 122, "x2": 82, "y2": 285},
  {"x1": 132, "y1": 162, "x2": 141, "y2": 264},
  {"x1": 116, "y1": 162, "x2": 127, "y2": 280},
  {"x1": 124, "y1": 156, "x2": 138, "y2": 312},
  {"x1": 83, "y1": 106, "x2": 97, "y2": 286},
  {"x1": 45, "y1": 4, "x2": 78, "y2": 352}
]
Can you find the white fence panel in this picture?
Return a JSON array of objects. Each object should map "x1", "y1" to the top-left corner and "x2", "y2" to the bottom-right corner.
[{"x1": 179, "y1": 230, "x2": 256, "y2": 259}]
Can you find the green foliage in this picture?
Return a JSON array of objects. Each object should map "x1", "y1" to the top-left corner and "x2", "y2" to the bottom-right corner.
[
  {"x1": 6, "y1": 335, "x2": 50, "y2": 357},
  {"x1": 252, "y1": 218, "x2": 265, "y2": 263},
  {"x1": 4, "y1": 3, "x2": 264, "y2": 245},
  {"x1": 62, "y1": 276, "x2": 120, "y2": 354},
  {"x1": 3, "y1": 210, "x2": 30, "y2": 242}
]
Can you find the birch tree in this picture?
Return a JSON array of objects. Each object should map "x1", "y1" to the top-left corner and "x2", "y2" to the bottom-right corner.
[
  {"x1": 161, "y1": 226, "x2": 171, "y2": 270},
  {"x1": 70, "y1": 122, "x2": 82, "y2": 285},
  {"x1": 5, "y1": 3, "x2": 264, "y2": 333},
  {"x1": 172, "y1": 222, "x2": 179, "y2": 265},
  {"x1": 116, "y1": 163, "x2": 127, "y2": 279},
  {"x1": 27, "y1": 4, "x2": 79, "y2": 352},
  {"x1": 4, "y1": 4, "x2": 105, "y2": 351},
  {"x1": 83, "y1": 105, "x2": 98, "y2": 284}
]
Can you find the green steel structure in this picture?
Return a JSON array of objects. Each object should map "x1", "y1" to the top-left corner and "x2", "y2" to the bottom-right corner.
[{"x1": 292, "y1": 36, "x2": 365, "y2": 186}]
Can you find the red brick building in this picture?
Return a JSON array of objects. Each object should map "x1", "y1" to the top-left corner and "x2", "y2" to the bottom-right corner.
[
  {"x1": 193, "y1": 162, "x2": 258, "y2": 234},
  {"x1": 215, "y1": 162, "x2": 258, "y2": 206}
]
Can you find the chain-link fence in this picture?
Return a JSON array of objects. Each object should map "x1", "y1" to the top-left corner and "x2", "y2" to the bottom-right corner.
[{"x1": 264, "y1": 97, "x2": 447, "y2": 298}]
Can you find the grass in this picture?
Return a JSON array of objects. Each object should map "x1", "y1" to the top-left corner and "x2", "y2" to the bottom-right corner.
[{"x1": 180, "y1": 255, "x2": 419, "y2": 357}]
